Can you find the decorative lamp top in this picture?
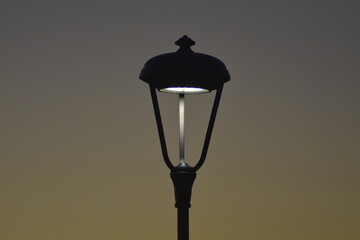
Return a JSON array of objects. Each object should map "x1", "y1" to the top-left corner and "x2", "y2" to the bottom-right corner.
[{"x1": 175, "y1": 35, "x2": 195, "y2": 52}]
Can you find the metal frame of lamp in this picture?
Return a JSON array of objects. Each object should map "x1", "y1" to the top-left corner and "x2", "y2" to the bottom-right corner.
[{"x1": 139, "y1": 35, "x2": 230, "y2": 240}]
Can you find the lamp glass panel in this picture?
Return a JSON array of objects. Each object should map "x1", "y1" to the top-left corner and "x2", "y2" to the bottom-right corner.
[{"x1": 159, "y1": 87, "x2": 209, "y2": 94}]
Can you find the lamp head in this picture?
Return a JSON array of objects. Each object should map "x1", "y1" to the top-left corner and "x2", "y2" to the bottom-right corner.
[{"x1": 139, "y1": 35, "x2": 230, "y2": 93}]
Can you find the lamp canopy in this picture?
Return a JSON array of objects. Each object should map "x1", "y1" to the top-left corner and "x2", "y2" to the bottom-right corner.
[{"x1": 139, "y1": 35, "x2": 230, "y2": 93}]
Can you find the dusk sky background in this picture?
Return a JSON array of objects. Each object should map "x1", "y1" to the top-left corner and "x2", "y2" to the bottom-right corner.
[{"x1": 1, "y1": 0, "x2": 359, "y2": 239}]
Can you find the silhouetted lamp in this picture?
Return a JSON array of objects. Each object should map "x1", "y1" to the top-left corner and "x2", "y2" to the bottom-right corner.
[{"x1": 139, "y1": 35, "x2": 230, "y2": 240}]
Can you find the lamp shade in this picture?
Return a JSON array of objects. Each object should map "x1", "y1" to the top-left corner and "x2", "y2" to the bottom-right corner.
[{"x1": 139, "y1": 35, "x2": 230, "y2": 93}]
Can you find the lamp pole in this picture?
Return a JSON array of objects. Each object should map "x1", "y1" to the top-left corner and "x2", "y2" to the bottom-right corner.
[{"x1": 140, "y1": 35, "x2": 230, "y2": 240}]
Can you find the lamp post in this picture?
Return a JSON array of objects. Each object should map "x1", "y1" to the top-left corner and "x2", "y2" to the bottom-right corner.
[{"x1": 139, "y1": 35, "x2": 230, "y2": 240}]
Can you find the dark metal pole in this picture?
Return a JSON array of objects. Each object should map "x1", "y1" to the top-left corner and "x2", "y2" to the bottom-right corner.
[{"x1": 178, "y1": 207, "x2": 189, "y2": 240}]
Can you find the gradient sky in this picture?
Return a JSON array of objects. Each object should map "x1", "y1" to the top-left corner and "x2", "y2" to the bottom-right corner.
[{"x1": 1, "y1": 1, "x2": 359, "y2": 240}]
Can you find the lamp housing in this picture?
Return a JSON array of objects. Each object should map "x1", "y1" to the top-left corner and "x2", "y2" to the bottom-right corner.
[{"x1": 139, "y1": 35, "x2": 230, "y2": 93}]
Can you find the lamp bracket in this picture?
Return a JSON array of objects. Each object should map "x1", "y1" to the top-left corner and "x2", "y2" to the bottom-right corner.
[
  {"x1": 171, "y1": 163, "x2": 196, "y2": 208},
  {"x1": 149, "y1": 85, "x2": 223, "y2": 172}
]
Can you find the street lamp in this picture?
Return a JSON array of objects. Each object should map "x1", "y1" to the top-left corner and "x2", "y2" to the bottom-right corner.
[{"x1": 139, "y1": 35, "x2": 230, "y2": 240}]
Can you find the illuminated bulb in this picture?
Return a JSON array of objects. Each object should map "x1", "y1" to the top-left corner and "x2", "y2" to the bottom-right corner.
[{"x1": 160, "y1": 87, "x2": 209, "y2": 94}]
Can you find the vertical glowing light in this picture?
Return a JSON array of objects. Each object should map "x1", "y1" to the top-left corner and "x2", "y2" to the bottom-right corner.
[{"x1": 179, "y1": 94, "x2": 185, "y2": 164}]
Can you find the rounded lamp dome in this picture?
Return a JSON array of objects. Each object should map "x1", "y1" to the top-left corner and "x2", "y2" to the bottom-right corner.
[{"x1": 139, "y1": 35, "x2": 230, "y2": 93}]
